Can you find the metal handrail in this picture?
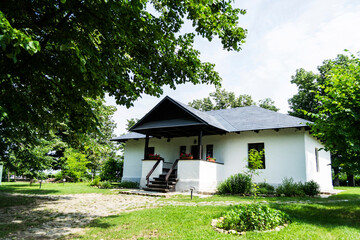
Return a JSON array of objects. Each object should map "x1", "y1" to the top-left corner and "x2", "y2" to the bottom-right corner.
[
  {"x1": 165, "y1": 159, "x2": 179, "y2": 186},
  {"x1": 146, "y1": 159, "x2": 163, "y2": 186}
]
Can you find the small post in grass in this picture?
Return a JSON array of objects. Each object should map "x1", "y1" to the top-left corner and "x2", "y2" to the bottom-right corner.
[
  {"x1": 190, "y1": 186, "x2": 195, "y2": 200},
  {"x1": 39, "y1": 180, "x2": 42, "y2": 189},
  {"x1": 63, "y1": 178, "x2": 66, "y2": 186}
]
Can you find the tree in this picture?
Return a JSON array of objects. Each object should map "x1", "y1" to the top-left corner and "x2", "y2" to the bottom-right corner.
[
  {"x1": 309, "y1": 53, "x2": 360, "y2": 179},
  {"x1": 0, "y1": 1, "x2": 247, "y2": 163},
  {"x1": 288, "y1": 53, "x2": 359, "y2": 185},
  {"x1": 258, "y1": 98, "x2": 279, "y2": 112},
  {"x1": 126, "y1": 118, "x2": 139, "y2": 131},
  {"x1": 188, "y1": 87, "x2": 278, "y2": 111}
]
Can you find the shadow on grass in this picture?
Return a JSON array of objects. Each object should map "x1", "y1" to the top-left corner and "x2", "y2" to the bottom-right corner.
[
  {"x1": 271, "y1": 200, "x2": 360, "y2": 229},
  {"x1": 0, "y1": 183, "x2": 60, "y2": 195},
  {"x1": 88, "y1": 215, "x2": 122, "y2": 229}
]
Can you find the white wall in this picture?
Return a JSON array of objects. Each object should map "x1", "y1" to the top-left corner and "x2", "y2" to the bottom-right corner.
[
  {"x1": 122, "y1": 140, "x2": 144, "y2": 182},
  {"x1": 206, "y1": 129, "x2": 307, "y2": 185},
  {"x1": 304, "y1": 132, "x2": 333, "y2": 190},
  {"x1": 122, "y1": 128, "x2": 333, "y2": 191},
  {"x1": 177, "y1": 160, "x2": 223, "y2": 192}
]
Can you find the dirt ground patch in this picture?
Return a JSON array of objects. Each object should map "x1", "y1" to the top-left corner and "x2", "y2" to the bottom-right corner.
[{"x1": 0, "y1": 193, "x2": 160, "y2": 239}]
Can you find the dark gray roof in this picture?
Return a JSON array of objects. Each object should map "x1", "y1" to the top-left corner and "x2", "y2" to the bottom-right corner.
[
  {"x1": 207, "y1": 106, "x2": 311, "y2": 132},
  {"x1": 110, "y1": 132, "x2": 146, "y2": 142},
  {"x1": 173, "y1": 98, "x2": 227, "y2": 131},
  {"x1": 111, "y1": 96, "x2": 311, "y2": 141}
]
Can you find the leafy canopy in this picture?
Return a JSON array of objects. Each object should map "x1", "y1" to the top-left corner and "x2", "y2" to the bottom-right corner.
[
  {"x1": 188, "y1": 87, "x2": 279, "y2": 111},
  {"x1": 0, "y1": 0, "x2": 247, "y2": 167},
  {"x1": 309, "y1": 53, "x2": 360, "y2": 168},
  {"x1": 288, "y1": 53, "x2": 360, "y2": 173}
]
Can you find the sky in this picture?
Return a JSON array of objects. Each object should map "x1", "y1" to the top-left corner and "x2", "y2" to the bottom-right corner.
[{"x1": 106, "y1": 0, "x2": 360, "y2": 136}]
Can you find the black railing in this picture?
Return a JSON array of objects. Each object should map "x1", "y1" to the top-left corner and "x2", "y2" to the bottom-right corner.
[{"x1": 146, "y1": 159, "x2": 163, "y2": 186}]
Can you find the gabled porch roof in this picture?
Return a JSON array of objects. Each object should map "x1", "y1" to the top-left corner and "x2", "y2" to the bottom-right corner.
[{"x1": 128, "y1": 96, "x2": 228, "y2": 138}]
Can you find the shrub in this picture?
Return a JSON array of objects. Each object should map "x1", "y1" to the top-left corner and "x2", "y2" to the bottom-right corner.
[
  {"x1": 302, "y1": 180, "x2": 320, "y2": 197},
  {"x1": 89, "y1": 176, "x2": 101, "y2": 187},
  {"x1": 217, "y1": 173, "x2": 252, "y2": 195},
  {"x1": 276, "y1": 178, "x2": 305, "y2": 197},
  {"x1": 257, "y1": 182, "x2": 275, "y2": 195},
  {"x1": 118, "y1": 181, "x2": 140, "y2": 189},
  {"x1": 100, "y1": 181, "x2": 113, "y2": 189},
  {"x1": 217, "y1": 204, "x2": 290, "y2": 232},
  {"x1": 100, "y1": 157, "x2": 123, "y2": 182}
]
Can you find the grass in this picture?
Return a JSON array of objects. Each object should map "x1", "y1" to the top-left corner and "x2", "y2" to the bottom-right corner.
[
  {"x1": 0, "y1": 181, "x2": 116, "y2": 195},
  {"x1": 1, "y1": 183, "x2": 360, "y2": 239},
  {"x1": 72, "y1": 187, "x2": 360, "y2": 239}
]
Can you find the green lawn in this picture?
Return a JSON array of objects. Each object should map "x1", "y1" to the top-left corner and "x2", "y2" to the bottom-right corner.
[
  {"x1": 72, "y1": 187, "x2": 360, "y2": 240},
  {"x1": 0, "y1": 181, "x2": 116, "y2": 195},
  {"x1": 1, "y1": 183, "x2": 360, "y2": 239}
]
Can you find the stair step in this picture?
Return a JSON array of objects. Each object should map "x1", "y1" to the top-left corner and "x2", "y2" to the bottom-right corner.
[
  {"x1": 150, "y1": 180, "x2": 177, "y2": 185},
  {"x1": 153, "y1": 178, "x2": 178, "y2": 182},
  {"x1": 147, "y1": 184, "x2": 175, "y2": 189},
  {"x1": 143, "y1": 187, "x2": 170, "y2": 193}
]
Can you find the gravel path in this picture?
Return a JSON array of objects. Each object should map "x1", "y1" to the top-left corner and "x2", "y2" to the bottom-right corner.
[{"x1": 1, "y1": 193, "x2": 160, "y2": 240}]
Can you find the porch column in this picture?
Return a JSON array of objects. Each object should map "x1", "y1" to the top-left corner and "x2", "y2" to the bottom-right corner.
[
  {"x1": 144, "y1": 134, "x2": 149, "y2": 159},
  {"x1": 198, "y1": 129, "x2": 203, "y2": 159}
]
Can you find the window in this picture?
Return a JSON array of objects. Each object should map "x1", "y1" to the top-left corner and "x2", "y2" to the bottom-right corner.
[
  {"x1": 191, "y1": 145, "x2": 199, "y2": 159},
  {"x1": 148, "y1": 147, "x2": 155, "y2": 155},
  {"x1": 179, "y1": 146, "x2": 186, "y2": 155},
  {"x1": 315, "y1": 148, "x2": 319, "y2": 172},
  {"x1": 206, "y1": 144, "x2": 213, "y2": 158},
  {"x1": 248, "y1": 143, "x2": 265, "y2": 169}
]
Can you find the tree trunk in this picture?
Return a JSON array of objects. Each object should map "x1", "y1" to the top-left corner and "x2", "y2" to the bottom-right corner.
[
  {"x1": 333, "y1": 167, "x2": 340, "y2": 186},
  {"x1": 7, "y1": 170, "x2": 10, "y2": 182},
  {"x1": 347, "y1": 173, "x2": 355, "y2": 186}
]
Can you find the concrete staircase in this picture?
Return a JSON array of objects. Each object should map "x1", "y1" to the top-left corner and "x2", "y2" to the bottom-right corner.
[{"x1": 143, "y1": 167, "x2": 178, "y2": 193}]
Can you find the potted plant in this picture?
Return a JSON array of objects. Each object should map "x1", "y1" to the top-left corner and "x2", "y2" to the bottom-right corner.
[
  {"x1": 180, "y1": 153, "x2": 193, "y2": 160},
  {"x1": 148, "y1": 154, "x2": 161, "y2": 160},
  {"x1": 206, "y1": 156, "x2": 216, "y2": 162}
]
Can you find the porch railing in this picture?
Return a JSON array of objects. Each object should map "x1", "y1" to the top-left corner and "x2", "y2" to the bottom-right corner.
[
  {"x1": 146, "y1": 158, "x2": 163, "y2": 186},
  {"x1": 165, "y1": 159, "x2": 179, "y2": 187}
]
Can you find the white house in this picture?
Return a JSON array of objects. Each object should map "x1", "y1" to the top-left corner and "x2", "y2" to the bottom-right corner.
[{"x1": 111, "y1": 96, "x2": 333, "y2": 193}]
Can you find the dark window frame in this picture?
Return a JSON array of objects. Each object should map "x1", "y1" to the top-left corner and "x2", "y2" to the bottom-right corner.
[
  {"x1": 206, "y1": 144, "x2": 213, "y2": 158},
  {"x1": 180, "y1": 146, "x2": 186, "y2": 156},
  {"x1": 148, "y1": 147, "x2": 155, "y2": 155},
  {"x1": 248, "y1": 143, "x2": 265, "y2": 169}
]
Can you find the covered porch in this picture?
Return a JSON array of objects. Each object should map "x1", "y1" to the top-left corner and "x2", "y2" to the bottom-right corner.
[{"x1": 129, "y1": 96, "x2": 227, "y2": 192}]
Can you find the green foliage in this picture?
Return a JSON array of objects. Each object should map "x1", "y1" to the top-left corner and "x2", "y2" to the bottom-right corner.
[
  {"x1": 100, "y1": 157, "x2": 123, "y2": 182},
  {"x1": 276, "y1": 178, "x2": 305, "y2": 197},
  {"x1": 247, "y1": 149, "x2": 264, "y2": 174},
  {"x1": 303, "y1": 180, "x2": 320, "y2": 197},
  {"x1": 257, "y1": 182, "x2": 275, "y2": 195},
  {"x1": 63, "y1": 148, "x2": 90, "y2": 182},
  {"x1": 89, "y1": 176, "x2": 101, "y2": 187},
  {"x1": 117, "y1": 181, "x2": 140, "y2": 189},
  {"x1": 99, "y1": 181, "x2": 112, "y2": 189},
  {"x1": 217, "y1": 173, "x2": 252, "y2": 194},
  {"x1": 309, "y1": 53, "x2": 360, "y2": 171},
  {"x1": 288, "y1": 53, "x2": 360, "y2": 175},
  {"x1": 188, "y1": 87, "x2": 279, "y2": 111},
  {"x1": 217, "y1": 204, "x2": 290, "y2": 232},
  {"x1": 1, "y1": 1, "x2": 247, "y2": 170}
]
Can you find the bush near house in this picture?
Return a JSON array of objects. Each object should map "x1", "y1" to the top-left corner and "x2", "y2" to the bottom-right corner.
[
  {"x1": 276, "y1": 178, "x2": 320, "y2": 197},
  {"x1": 217, "y1": 173, "x2": 252, "y2": 194},
  {"x1": 257, "y1": 182, "x2": 276, "y2": 195}
]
